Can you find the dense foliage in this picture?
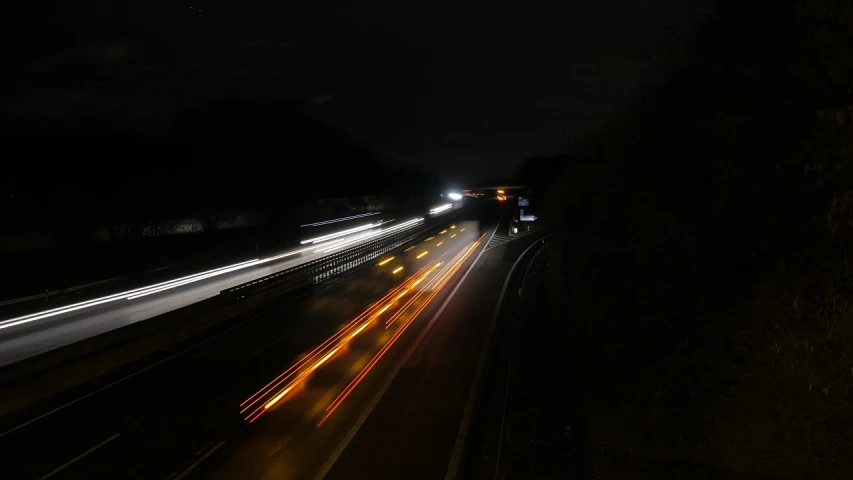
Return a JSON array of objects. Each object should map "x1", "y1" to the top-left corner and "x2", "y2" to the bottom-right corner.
[{"x1": 535, "y1": 0, "x2": 853, "y2": 477}]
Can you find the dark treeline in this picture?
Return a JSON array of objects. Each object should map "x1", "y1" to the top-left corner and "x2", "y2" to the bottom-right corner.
[
  {"x1": 522, "y1": 0, "x2": 853, "y2": 477},
  {"x1": 1, "y1": 99, "x2": 441, "y2": 234}
]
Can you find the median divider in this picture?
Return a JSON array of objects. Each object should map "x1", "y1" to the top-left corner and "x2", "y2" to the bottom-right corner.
[
  {"x1": 221, "y1": 218, "x2": 429, "y2": 301},
  {"x1": 0, "y1": 209, "x2": 470, "y2": 417}
]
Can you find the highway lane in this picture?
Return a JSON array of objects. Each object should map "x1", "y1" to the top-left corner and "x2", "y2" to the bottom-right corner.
[
  {"x1": 317, "y1": 222, "x2": 548, "y2": 480},
  {"x1": 0, "y1": 211, "x2": 486, "y2": 480},
  {"x1": 0, "y1": 211, "x2": 458, "y2": 367},
  {"x1": 186, "y1": 210, "x2": 548, "y2": 480}
]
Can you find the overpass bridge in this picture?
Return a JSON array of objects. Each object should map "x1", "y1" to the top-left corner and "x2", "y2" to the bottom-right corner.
[
  {"x1": 461, "y1": 185, "x2": 530, "y2": 199},
  {"x1": 464, "y1": 185, "x2": 527, "y2": 191}
]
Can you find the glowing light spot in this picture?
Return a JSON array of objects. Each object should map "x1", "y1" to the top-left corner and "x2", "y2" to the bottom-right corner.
[
  {"x1": 430, "y1": 204, "x2": 452, "y2": 214},
  {"x1": 313, "y1": 348, "x2": 338, "y2": 369},
  {"x1": 265, "y1": 385, "x2": 295, "y2": 409},
  {"x1": 349, "y1": 323, "x2": 369, "y2": 338}
]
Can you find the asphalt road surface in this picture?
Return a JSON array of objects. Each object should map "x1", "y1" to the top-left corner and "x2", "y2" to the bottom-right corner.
[
  {"x1": 0, "y1": 211, "x2": 458, "y2": 368},
  {"x1": 0, "y1": 202, "x2": 547, "y2": 480}
]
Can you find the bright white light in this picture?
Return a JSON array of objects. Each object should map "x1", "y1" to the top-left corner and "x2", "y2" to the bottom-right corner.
[
  {"x1": 315, "y1": 218, "x2": 424, "y2": 254},
  {"x1": 0, "y1": 217, "x2": 419, "y2": 331},
  {"x1": 312, "y1": 228, "x2": 379, "y2": 253},
  {"x1": 0, "y1": 258, "x2": 261, "y2": 330},
  {"x1": 126, "y1": 261, "x2": 268, "y2": 299},
  {"x1": 448, "y1": 193, "x2": 462, "y2": 201},
  {"x1": 300, "y1": 212, "x2": 380, "y2": 227},
  {"x1": 429, "y1": 204, "x2": 452, "y2": 214},
  {"x1": 300, "y1": 222, "x2": 385, "y2": 245}
]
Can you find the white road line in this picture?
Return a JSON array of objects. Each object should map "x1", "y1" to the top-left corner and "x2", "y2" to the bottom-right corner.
[
  {"x1": 0, "y1": 218, "x2": 422, "y2": 331},
  {"x1": 0, "y1": 283, "x2": 325, "y2": 439},
  {"x1": 253, "y1": 331, "x2": 292, "y2": 356},
  {"x1": 38, "y1": 433, "x2": 121, "y2": 480},
  {"x1": 312, "y1": 221, "x2": 501, "y2": 480},
  {"x1": 172, "y1": 441, "x2": 225, "y2": 480},
  {"x1": 0, "y1": 219, "x2": 458, "y2": 438},
  {"x1": 444, "y1": 234, "x2": 552, "y2": 480},
  {"x1": 485, "y1": 232, "x2": 540, "y2": 252}
]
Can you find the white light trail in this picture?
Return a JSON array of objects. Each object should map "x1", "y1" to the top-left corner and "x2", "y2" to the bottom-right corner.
[
  {"x1": 312, "y1": 229, "x2": 379, "y2": 254},
  {"x1": 126, "y1": 260, "x2": 271, "y2": 300},
  {"x1": 0, "y1": 258, "x2": 261, "y2": 331},
  {"x1": 0, "y1": 218, "x2": 423, "y2": 331},
  {"x1": 429, "y1": 203, "x2": 452, "y2": 214},
  {"x1": 315, "y1": 218, "x2": 424, "y2": 254},
  {"x1": 300, "y1": 222, "x2": 385, "y2": 245},
  {"x1": 300, "y1": 212, "x2": 380, "y2": 227}
]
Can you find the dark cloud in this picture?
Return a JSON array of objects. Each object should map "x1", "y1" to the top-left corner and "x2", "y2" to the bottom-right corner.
[{"x1": 3, "y1": 0, "x2": 710, "y2": 184}]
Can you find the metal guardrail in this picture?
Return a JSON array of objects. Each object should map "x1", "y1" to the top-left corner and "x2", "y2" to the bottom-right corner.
[
  {"x1": 516, "y1": 234, "x2": 556, "y2": 299},
  {"x1": 221, "y1": 208, "x2": 469, "y2": 300}
]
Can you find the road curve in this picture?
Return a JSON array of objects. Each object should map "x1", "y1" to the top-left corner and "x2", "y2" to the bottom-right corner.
[{"x1": 0, "y1": 202, "x2": 544, "y2": 480}]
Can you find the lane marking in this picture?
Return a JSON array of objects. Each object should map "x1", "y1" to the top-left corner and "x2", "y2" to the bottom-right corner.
[
  {"x1": 173, "y1": 441, "x2": 225, "y2": 480},
  {"x1": 38, "y1": 433, "x2": 121, "y2": 480},
  {"x1": 444, "y1": 234, "x2": 552, "y2": 480},
  {"x1": 0, "y1": 283, "x2": 326, "y2": 439},
  {"x1": 253, "y1": 331, "x2": 292, "y2": 356},
  {"x1": 312, "y1": 220, "x2": 501, "y2": 480},
  {"x1": 494, "y1": 251, "x2": 542, "y2": 477},
  {"x1": 484, "y1": 234, "x2": 530, "y2": 251},
  {"x1": 0, "y1": 218, "x2": 468, "y2": 438}
]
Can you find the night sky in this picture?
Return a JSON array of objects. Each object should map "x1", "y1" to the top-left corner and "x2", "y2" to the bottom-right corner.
[{"x1": 5, "y1": 0, "x2": 709, "y2": 184}]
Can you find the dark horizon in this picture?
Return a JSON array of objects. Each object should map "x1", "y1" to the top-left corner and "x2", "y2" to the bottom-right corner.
[
  {"x1": 3, "y1": 1, "x2": 853, "y2": 479},
  {"x1": 2, "y1": 0, "x2": 708, "y2": 186}
]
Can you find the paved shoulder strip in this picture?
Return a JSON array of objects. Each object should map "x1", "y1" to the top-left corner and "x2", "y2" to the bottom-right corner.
[{"x1": 486, "y1": 235, "x2": 512, "y2": 250}]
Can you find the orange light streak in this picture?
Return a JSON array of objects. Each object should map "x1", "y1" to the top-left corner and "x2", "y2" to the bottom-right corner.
[
  {"x1": 385, "y1": 251, "x2": 466, "y2": 328},
  {"x1": 319, "y1": 240, "x2": 481, "y2": 425},
  {"x1": 242, "y1": 272, "x2": 420, "y2": 409},
  {"x1": 263, "y1": 385, "x2": 295, "y2": 410},
  {"x1": 241, "y1": 262, "x2": 435, "y2": 419},
  {"x1": 349, "y1": 322, "x2": 369, "y2": 338}
]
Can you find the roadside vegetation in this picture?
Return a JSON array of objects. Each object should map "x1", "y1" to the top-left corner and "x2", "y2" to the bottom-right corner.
[{"x1": 520, "y1": 0, "x2": 853, "y2": 477}]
